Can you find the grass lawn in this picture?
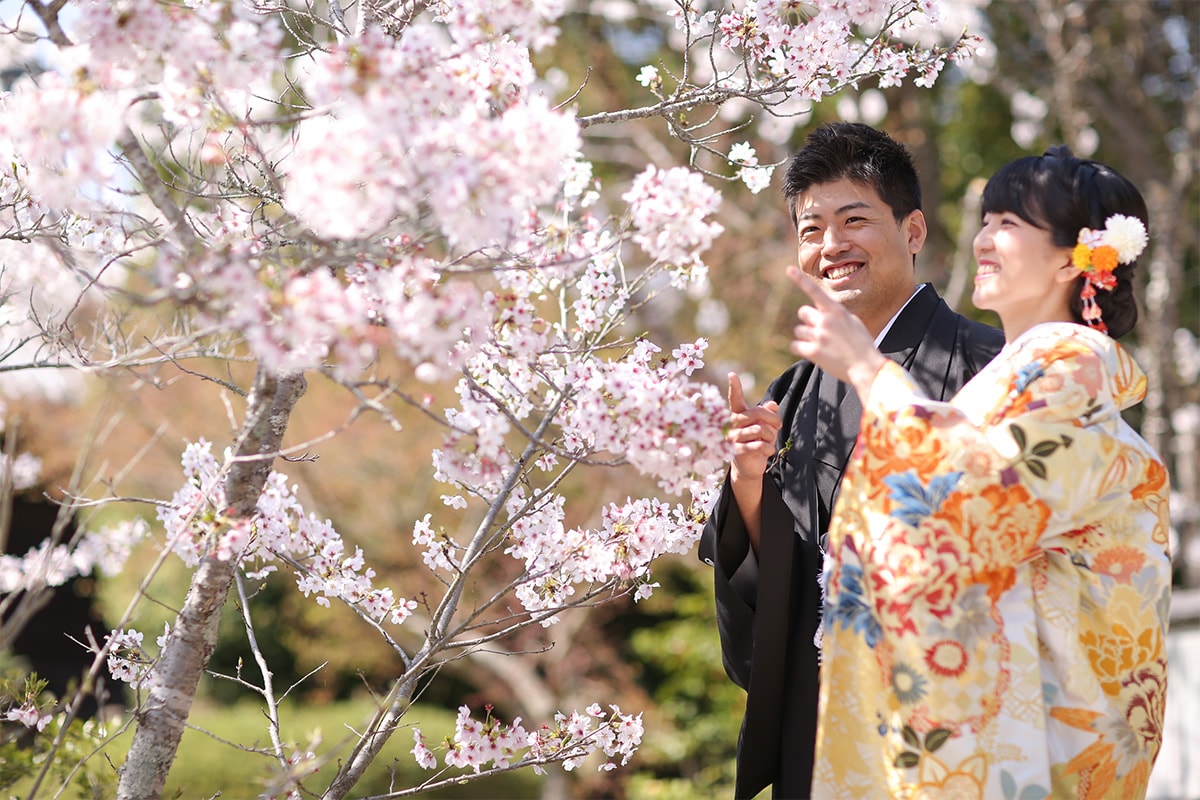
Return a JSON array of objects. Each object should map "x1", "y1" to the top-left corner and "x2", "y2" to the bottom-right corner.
[{"x1": 16, "y1": 696, "x2": 542, "y2": 799}]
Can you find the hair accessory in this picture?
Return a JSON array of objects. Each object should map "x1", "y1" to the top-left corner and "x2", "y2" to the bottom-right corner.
[{"x1": 1071, "y1": 214, "x2": 1147, "y2": 334}]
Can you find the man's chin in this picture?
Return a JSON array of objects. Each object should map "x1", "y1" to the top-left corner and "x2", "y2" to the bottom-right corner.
[{"x1": 824, "y1": 285, "x2": 862, "y2": 307}]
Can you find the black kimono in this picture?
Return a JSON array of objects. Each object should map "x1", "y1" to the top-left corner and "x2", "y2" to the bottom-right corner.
[{"x1": 699, "y1": 285, "x2": 1005, "y2": 799}]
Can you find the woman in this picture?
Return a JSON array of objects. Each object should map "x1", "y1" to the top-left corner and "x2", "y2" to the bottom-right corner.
[{"x1": 789, "y1": 146, "x2": 1171, "y2": 799}]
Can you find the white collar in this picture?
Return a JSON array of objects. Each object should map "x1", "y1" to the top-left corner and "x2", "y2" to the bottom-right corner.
[{"x1": 873, "y1": 284, "x2": 926, "y2": 347}]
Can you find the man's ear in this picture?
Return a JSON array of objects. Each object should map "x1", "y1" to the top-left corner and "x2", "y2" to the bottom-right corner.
[{"x1": 905, "y1": 209, "x2": 928, "y2": 255}]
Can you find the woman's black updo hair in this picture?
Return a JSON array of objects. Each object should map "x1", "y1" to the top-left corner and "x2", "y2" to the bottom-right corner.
[{"x1": 980, "y1": 145, "x2": 1149, "y2": 339}]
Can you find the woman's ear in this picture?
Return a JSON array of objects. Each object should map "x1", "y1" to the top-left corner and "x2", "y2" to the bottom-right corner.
[{"x1": 1054, "y1": 257, "x2": 1079, "y2": 285}]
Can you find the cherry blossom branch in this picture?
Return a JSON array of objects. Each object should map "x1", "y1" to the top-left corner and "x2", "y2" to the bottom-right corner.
[
  {"x1": 24, "y1": 0, "x2": 73, "y2": 47},
  {"x1": 322, "y1": 423, "x2": 580, "y2": 796},
  {"x1": 235, "y1": 572, "x2": 289, "y2": 766},
  {"x1": 114, "y1": 128, "x2": 199, "y2": 254},
  {"x1": 578, "y1": 84, "x2": 771, "y2": 129}
]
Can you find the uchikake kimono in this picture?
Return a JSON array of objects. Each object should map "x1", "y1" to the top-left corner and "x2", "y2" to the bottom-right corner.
[{"x1": 813, "y1": 322, "x2": 1171, "y2": 800}]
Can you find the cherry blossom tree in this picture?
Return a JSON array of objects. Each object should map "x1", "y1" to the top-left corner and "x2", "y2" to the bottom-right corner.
[{"x1": 0, "y1": 0, "x2": 973, "y2": 796}]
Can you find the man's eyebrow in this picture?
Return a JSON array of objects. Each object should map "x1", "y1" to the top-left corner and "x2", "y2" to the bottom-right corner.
[{"x1": 796, "y1": 201, "x2": 873, "y2": 220}]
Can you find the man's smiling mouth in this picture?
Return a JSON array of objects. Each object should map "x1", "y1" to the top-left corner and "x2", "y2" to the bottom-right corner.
[{"x1": 823, "y1": 264, "x2": 863, "y2": 280}]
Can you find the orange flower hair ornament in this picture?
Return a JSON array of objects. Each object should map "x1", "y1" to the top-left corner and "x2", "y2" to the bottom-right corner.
[{"x1": 1071, "y1": 214, "x2": 1148, "y2": 335}]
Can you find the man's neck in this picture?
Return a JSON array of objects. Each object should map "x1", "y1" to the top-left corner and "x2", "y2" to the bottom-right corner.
[{"x1": 871, "y1": 284, "x2": 925, "y2": 347}]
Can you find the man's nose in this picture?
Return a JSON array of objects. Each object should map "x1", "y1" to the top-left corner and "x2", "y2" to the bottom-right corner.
[{"x1": 822, "y1": 227, "x2": 851, "y2": 256}]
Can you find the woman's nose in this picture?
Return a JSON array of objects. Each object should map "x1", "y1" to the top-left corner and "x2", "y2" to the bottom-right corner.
[{"x1": 972, "y1": 226, "x2": 992, "y2": 255}]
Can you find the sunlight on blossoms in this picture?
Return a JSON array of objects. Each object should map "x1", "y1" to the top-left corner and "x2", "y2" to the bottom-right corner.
[
  {"x1": 285, "y1": 29, "x2": 581, "y2": 249},
  {"x1": 622, "y1": 165, "x2": 724, "y2": 275},
  {"x1": 560, "y1": 339, "x2": 730, "y2": 495},
  {"x1": 0, "y1": 81, "x2": 126, "y2": 212},
  {"x1": 157, "y1": 440, "x2": 419, "y2": 626},
  {"x1": 412, "y1": 702, "x2": 645, "y2": 775},
  {"x1": 714, "y1": 0, "x2": 976, "y2": 106},
  {"x1": 0, "y1": 518, "x2": 147, "y2": 595}
]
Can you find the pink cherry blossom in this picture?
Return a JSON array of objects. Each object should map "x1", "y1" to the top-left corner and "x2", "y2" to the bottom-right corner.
[
  {"x1": 622, "y1": 165, "x2": 724, "y2": 272},
  {"x1": 5, "y1": 704, "x2": 52, "y2": 731}
]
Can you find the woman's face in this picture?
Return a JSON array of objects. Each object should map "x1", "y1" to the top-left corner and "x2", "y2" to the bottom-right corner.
[{"x1": 972, "y1": 210, "x2": 1075, "y2": 339}]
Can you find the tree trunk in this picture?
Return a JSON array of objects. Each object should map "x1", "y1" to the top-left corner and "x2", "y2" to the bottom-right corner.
[{"x1": 116, "y1": 368, "x2": 306, "y2": 799}]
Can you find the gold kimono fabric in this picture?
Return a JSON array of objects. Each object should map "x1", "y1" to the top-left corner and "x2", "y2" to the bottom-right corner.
[{"x1": 813, "y1": 322, "x2": 1171, "y2": 800}]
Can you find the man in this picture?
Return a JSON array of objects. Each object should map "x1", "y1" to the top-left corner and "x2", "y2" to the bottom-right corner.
[{"x1": 698, "y1": 122, "x2": 1006, "y2": 799}]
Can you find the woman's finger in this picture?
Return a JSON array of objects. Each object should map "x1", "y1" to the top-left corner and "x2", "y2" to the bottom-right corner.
[{"x1": 786, "y1": 266, "x2": 838, "y2": 311}]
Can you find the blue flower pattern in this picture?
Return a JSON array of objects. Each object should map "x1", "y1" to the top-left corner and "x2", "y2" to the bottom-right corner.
[
  {"x1": 882, "y1": 470, "x2": 964, "y2": 526},
  {"x1": 1014, "y1": 360, "x2": 1045, "y2": 393},
  {"x1": 825, "y1": 561, "x2": 882, "y2": 648}
]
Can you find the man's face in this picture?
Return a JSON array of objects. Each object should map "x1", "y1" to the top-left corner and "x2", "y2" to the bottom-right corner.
[{"x1": 793, "y1": 178, "x2": 925, "y2": 338}]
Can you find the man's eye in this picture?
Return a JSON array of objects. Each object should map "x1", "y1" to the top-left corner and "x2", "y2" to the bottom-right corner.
[{"x1": 800, "y1": 226, "x2": 820, "y2": 237}]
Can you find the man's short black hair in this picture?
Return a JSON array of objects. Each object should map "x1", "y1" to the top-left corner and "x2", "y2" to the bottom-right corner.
[{"x1": 782, "y1": 122, "x2": 922, "y2": 227}]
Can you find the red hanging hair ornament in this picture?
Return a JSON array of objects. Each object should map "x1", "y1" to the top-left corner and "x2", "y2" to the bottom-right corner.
[{"x1": 1079, "y1": 279, "x2": 1108, "y2": 334}]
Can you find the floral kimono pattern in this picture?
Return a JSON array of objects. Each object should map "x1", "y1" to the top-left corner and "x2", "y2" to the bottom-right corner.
[{"x1": 813, "y1": 322, "x2": 1171, "y2": 800}]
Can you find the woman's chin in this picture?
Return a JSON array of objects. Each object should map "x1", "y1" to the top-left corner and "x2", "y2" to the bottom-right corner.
[{"x1": 971, "y1": 289, "x2": 996, "y2": 313}]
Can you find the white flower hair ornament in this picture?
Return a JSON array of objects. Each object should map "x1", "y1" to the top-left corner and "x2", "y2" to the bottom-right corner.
[{"x1": 1071, "y1": 213, "x2": 1148, "y2": 335}]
